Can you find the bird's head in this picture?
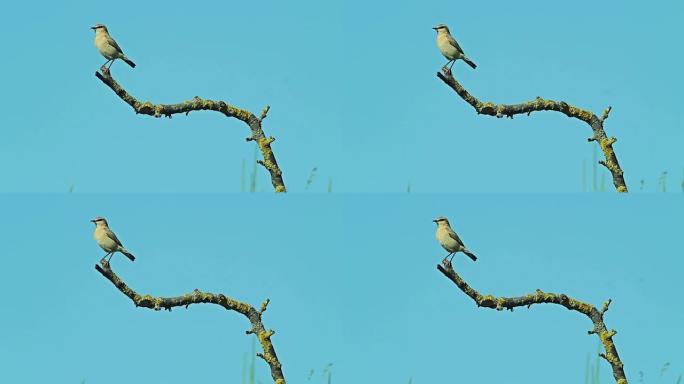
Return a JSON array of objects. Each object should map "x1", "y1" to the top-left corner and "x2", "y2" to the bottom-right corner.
[
  {"x1": 432, "y1": 24, "x2": 450, "y2": 34},
  {"x1": 433, "y1": 216, "x2": 450, "y2": 226},
  {"x1": 90, "y1": 216, "x2": 108, "y2": 227},
  {"x1": 90, "y1": 24, "x2": 108, "y2": 33}
]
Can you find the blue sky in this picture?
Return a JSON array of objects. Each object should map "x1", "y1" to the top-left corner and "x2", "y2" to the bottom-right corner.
[
  {"x1": 0, "y1": 0, "x2": 682, "y2": 192},
  {"x1": 1, "y1": 194, "x2": 682, "y2": 383},
  {"x1": 1, "y1": 1, "x2": 682, "y2": 383}
]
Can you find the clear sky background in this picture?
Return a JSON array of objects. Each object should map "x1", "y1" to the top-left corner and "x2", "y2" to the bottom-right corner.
[
  {"x1": 0, "y1": 0, "x2": 682, "y2": 192},
  {"x1": 0, "y1": 194, "x2": 682, "y2": 383}
]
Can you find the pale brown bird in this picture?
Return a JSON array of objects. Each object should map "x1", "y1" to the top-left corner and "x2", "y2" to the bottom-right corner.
[
  {"x1": 433, "y1": 216, "x2": 477, "y2": 264},
  {"x1": 91, "y1": 24, "x2": 136, "y2": 70},
  {"x1": 433, "y1": 24, "x2": 477, "y2": 71},
  {"x1": 91, "y1": 216, "x2": 135, "y2": 264}
]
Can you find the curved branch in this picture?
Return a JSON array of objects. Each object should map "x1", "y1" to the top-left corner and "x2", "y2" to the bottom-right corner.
[
  {"x1": 437, "y1": 70, "x2": 627, "y2": 192},
  {"x1": 437, "y1": 262, "x2": 627, "y2": 384},
  {"x1": 95, "y1": 262, "x2": 286, "y2": 384},
  {"x1": 95, "y1": 70, "x2": 286, "y2": 192}
]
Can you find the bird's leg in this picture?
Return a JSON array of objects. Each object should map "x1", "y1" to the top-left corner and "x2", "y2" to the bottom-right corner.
[
  {"x1": 442, "y1": 252, "x2": 454, "y2": 266},
  {"x1": 442, "y1": 60, "x2": 454, "y2": 76},
  {"x1": 106, "y1": 59, "x2": 115, "y2": 69},
  {"x1": 442, "y1": 60, "x2": 451, "y2": 71},
  {"x1": 448, "y1": 253, "x2": 456, "y2": 263},
  {"x1": 100, "y1": 253, "x2": 112, "y2": 267},
  {"x1": 101, "y1": 60, "x2": 111, "y2": 70},
  {"x1": 107, "y1": 252, "x2": 114, "y2": 262}
]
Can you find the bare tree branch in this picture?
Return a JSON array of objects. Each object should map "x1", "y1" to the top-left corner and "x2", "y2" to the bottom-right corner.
[
  {"x1": 437, "y1": 70, "x2": 627, "y2": 192},
  {"x1": 95, "y1": 69, "x2": 286, "y2": 192},
  {"x1": 95, "y1": 261, "x2": 287, "y2": 384},
  {"x1": 437, "y1": 261, "x2": 627, "y2": 384}
]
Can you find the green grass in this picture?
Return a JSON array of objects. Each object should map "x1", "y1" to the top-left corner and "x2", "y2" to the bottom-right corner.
[
  {"x1": 584, "y1": 345, "x2": 680, "y2": 384},
  {"x1": 305, "y1": 167, "x2": 318, "y2": 190}
]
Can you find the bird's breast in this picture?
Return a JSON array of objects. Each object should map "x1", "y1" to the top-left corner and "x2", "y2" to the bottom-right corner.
[
  {"x1": 94, "y1": 228, "x2": 117, "y2": 251},
  {"x1": 436, "y1": 229, "x2": 460, "y2": 251},
  {"x1": 95, "y1": 35, "x2": 120, "y2": 59},
  {"x1": 436, "y1": 35, "x2": 461, "y2": 60}
]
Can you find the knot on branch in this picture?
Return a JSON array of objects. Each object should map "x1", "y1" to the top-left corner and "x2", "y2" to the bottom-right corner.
[
  {"x1": 138, "y1": 102, "x2": 155, "y2": 115},
  {"x1": 559, "y1": 101, "x2": 570, "y2": 113},
  {"x1": 479, "y1": 102, "x2": 497, "y2": 115}
]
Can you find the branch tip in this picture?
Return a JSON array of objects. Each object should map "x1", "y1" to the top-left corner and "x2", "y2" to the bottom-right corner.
[
  {"x1": 602, "y1": 106, "x2": 613, "y2": 121},
  {"x1": 259, "y1": 105, "x2": 271, "y2": 121},
  {"x1": 260, "y1": 298, "x2": 271, "y2": 313},
  {"x1": 601, "y1": 299, "x2": 612, "y2": 314}
]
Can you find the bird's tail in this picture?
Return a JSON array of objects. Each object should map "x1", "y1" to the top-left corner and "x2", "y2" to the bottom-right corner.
[
  {"x1": 463, "y1": 249, "x2": 477, "y2": 261},
  {"x1": 463, "y1": 56, "x2": 477, "y2": 69},
  {"x1": 122, "y1": 57, "x2": 136, "y2": 68},
  {"x1": 120, "y1": 248, "x2": 136, "y2": 261}
]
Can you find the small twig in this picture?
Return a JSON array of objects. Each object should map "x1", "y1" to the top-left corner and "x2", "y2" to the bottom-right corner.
[
  {"x1": 259, "y1": 105, "x2": 271, "y2": 121},
  {"x1": 601, "y1": 299, "x2": 613, "y2": 314},
  {"x1": 260, "y1": 298, "x2": 271, "y2": 314},
  {"x1": 602, "y1": 106, "x2": 613, "y2": 122}
]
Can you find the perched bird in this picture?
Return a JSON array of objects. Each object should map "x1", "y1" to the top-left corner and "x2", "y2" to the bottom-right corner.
[
  {"x1": 91, "y1": 216, "x2": 136, "y2": 264},
  {"x1": 91, "y1": 24, "x2": 136, "y2": 70},
  {"x1": 433, "y1": 24, "x2": 476, "y2": 71},
  {"x1": 433, "y1": 216, "x2": 477, "y2": 264}
]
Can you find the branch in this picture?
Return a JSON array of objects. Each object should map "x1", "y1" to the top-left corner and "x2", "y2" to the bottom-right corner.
[
  {"x1": 95, "y1": 261, "x2": 286, "y2": 384},
  {"x1": 437, "y1": 261, "x2": 627, "y2": 384},
  {"x1": 95, "y1": 69, "x2": 286, "y2": 192},
  {"x1": 436, "y1": 70, "x2": 627, "y2": 193}
]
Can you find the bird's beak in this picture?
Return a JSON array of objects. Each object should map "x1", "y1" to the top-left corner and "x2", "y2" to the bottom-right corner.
[
  {"x1": 90, "y1": 219, "x2": 96, "y2": 222},
  {"x1": 90, "y1": 26, "x2": 97, "y2": 30},
  {"x1": 432, "y1": 219, "x2": 438, "y2": 222},
  {"x1": 432, "y1": 26, "x2": 439, "y2": 30}
]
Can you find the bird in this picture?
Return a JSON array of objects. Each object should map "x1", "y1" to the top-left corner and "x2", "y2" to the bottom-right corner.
[
  {"x1": 433, "y1": 24, "x2": 476, "y2": 72},
  {"x1": 91, "y1": 216, "x2": 136, "y2": 264},
  {"x1": 433, "y1": 216, "x2": 477, "y2": 264},
  {"x1": 91, "y1": 24, "x2": 136, "y2": 70}
]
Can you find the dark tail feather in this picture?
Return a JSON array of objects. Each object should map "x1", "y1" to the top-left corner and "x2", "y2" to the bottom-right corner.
[
  {"x1": 121, "y1": 249, "x2": 136, "y2": 261},
  {"x1": 122, "y1": 57, "x2": 136, "y2": 68},
  {"x1": 463, "y1": 249, "x2": 477, "y2": 261},
  {"x1": 463, "y1": 56, "x2": 477, "y2": 69}
]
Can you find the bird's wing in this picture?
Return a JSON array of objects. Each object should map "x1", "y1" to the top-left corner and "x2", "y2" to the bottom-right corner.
[
  {"x1": 106, "y1": 35, "x2": 125, "y2": 55},
  {"x1": 105, "y1": 228, "x2": 124, "y2": 247},
  {"x1": 447, "y1": 34, "x2": 465, "y2": 54},
  {"x1": 447, "y1": 228, "x2": 465, "y2": 247}
]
